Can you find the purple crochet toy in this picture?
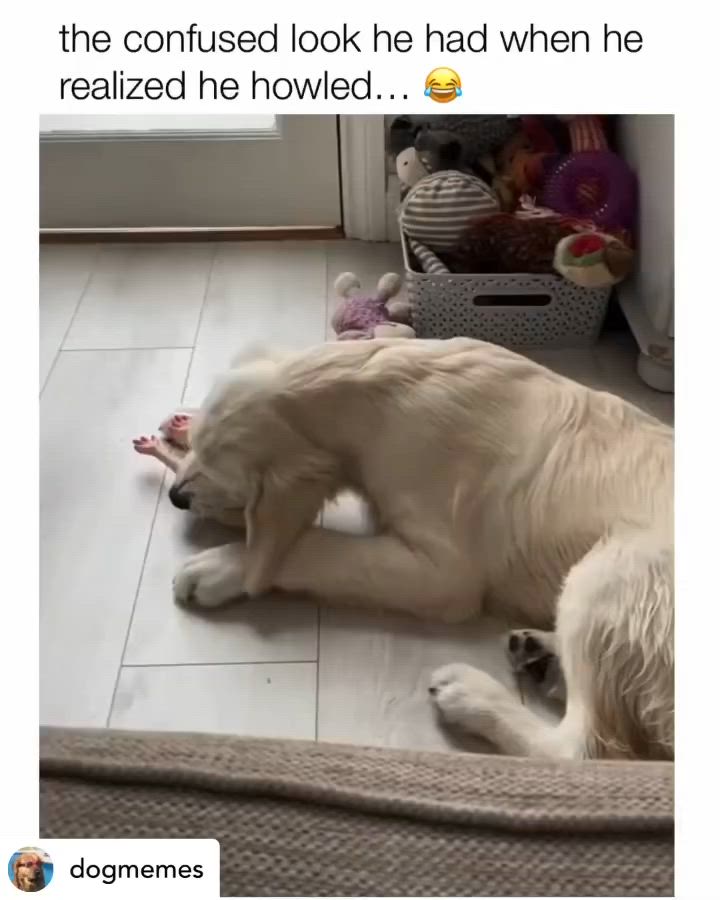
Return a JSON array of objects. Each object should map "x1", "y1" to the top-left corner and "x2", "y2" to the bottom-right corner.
[{"x1": 331, "y1": 272, "x2": 415, "y2": 340}]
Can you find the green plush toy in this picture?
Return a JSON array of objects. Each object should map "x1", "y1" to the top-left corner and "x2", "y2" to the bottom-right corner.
[{"x1": 554, "y1": 232, "x2": 634, "y2": 289}]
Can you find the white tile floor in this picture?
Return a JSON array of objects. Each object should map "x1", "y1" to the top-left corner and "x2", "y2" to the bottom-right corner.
[{"x1": 39, "y1": 240, "x2": 674, "y2": 749}]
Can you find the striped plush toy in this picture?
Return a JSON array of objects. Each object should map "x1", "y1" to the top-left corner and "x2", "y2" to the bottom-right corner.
[{"x1": 400, "y1": 170, "x2": 500, "y2": 258}]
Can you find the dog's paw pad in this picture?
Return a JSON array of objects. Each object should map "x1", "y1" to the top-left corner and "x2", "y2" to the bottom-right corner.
[
  {"x1": 507, "y1": 629, "x2": 565, "y2": 702},
  {"x1": 507, "y1": 629, "x2": 555, "y2": 670}
]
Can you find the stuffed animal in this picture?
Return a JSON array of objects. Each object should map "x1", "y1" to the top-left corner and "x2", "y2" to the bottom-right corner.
[
  {"x1": 494, "y1": 116, "x2": 563, "y2": 207},
  {"x1": 393, "y1": 127, "x2": 472, "y2": 194},
  {"x1": 442, "y1": 203, "x2": 634, "y2": 287},
  {"x1": 400, "y1": 170, "x2": 500, "y2": 262},
  {"x1": 390, "y1": 116, "x2": 519, "y2": 167},
  {"x1": 446, "y1": 212, "x2": 581, "y2": 275},
  {"x1": 331, "y1": 272, "x2": 415, "y2": 340},
  {"x1": 554, "y1": 232, "x2": 634, "y2": 288},
  {"x1": 389, "y1": 115, "x2": 518, "y2": 194},
  {"x1": 395, "y1": 145, "x2": 430, "y2": 191}
]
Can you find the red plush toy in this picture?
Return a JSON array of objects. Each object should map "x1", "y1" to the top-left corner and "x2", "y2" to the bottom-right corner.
[{"x1": 554, "y1": 231, "x2": 634, "y2": 288}]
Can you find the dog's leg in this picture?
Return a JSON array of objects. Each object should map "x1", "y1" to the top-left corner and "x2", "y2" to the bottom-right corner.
[
  {"x1": 429, "y1": 663, "x2": 569, "y2": 756},
  {"x1": 430, "y1": 566, "x2": 591, "y2": 757},
  {"x1": 174, "y1": 527, "x2": 480, "y2": 621},
  {"x1": 430, "y1": 600, "x2": 590, "y2": 757},
  {"x1": 429, "y1": 658, "x2": 590, "y2": 759},
  {"x1": 430, "y1": 535, "x2": 674, "y2": 760},
  {"x1": 273, "y1": 529, "x2": 479, "y2": 621}
]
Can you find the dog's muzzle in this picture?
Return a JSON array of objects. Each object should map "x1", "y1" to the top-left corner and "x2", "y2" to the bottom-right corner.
[{"x1": 168, "y1": 484, "x2": 192, "y2": 510}]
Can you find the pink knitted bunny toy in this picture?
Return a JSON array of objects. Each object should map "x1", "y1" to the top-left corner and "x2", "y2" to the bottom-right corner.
[{"x1": 331, "y1": 272, "x2": 415, "y2": 340}]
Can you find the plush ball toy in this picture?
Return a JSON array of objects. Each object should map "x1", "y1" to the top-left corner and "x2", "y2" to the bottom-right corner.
[
  {"x1": 400, "y1": 170, "x2": 500, "y2": 258},
  {"x1": 331, "y1": 272, "x2": 415, "y2": 340},
  {"x1": 554, "y1": 232, "x2": 634, "y2": 288}
]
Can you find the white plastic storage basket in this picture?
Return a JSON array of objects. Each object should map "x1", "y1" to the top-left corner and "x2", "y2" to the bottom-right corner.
[{"x1": 402, "y1": 232, "x2": 611, "y2": 349}]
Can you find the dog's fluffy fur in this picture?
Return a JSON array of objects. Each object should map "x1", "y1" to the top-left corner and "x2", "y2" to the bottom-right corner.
[
  {"x1": 171, "y1": 338, "x2": 673, "y2": 762},
  {"x1": 13, "y1": 853, "x2": 46, "y2": 892}
]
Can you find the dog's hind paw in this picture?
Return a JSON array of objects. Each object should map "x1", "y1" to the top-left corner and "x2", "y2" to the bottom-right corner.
[{"x1": 506, "y1": 629, "x2": 565, "y2": 703}]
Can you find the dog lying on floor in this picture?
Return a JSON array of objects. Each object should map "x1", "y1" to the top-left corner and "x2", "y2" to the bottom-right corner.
[{"x1": 147, "y1": 338, "x2": 674, "y2": 762}]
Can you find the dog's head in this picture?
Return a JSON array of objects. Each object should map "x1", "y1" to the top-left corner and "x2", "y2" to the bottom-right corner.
[
  {"x1": 167, "y1": 347, "x2": 291, "y2": 527},
  {"x1": 13, "y1": 853, "x2": 46, "y2": 892},
  {"x1": 166, "y1": 354, "x2": 288, "y2": 529},
  {"x1": 167, "y1": 443, "x2": 248, "y2": 527},
  {"x1": 167, "y1": 349, "x2": 338, "y2": 556}
]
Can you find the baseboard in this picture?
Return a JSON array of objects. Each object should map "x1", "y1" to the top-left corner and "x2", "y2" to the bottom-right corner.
[{"x1": 39, "y1": 225, "x2": 345, "y2": 244}]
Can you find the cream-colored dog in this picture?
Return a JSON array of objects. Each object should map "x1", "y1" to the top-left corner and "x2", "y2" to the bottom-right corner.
[{"x1": 170, "y1": 338, "x2": 673, "y2": 762}]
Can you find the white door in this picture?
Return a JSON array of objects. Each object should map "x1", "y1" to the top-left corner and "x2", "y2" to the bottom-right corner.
[{"x1": 39, "y1": 114, "x2": 342, "y2": 229}]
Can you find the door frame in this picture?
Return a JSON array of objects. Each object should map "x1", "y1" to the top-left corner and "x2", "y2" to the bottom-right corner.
[{"x1": 339, "y1": 115, "x2": 388, "y2": 241}]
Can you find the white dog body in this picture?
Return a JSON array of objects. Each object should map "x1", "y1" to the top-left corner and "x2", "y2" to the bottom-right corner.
[{"x1": 172, "y1": 338, "x2": 673, "y2": 763}]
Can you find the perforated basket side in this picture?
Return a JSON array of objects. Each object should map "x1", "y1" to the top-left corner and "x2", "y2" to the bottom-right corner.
[{"x1": 402, "y1": 232, "x2": 610, "y2": 349}]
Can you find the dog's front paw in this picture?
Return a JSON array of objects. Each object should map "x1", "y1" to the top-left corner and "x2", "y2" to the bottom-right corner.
[
  {"x1": 173, "y1": 545, "x2": 246, "y2": 609},
  {"x1": 429, "y1": 663, "x2": 513, "y2": 728}
]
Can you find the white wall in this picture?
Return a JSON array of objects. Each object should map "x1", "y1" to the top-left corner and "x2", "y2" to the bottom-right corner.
[{"x1": 617, "y1": 115, "x2": 674, "y2": 337}]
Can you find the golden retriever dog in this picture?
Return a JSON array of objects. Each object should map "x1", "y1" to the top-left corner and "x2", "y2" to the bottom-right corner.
[
  {"x1": 13, "y1": 852, "x2": 46, "y2": 892},
  {"x1": 170, "y1": 338, "x2": 673, "y2": 762}
]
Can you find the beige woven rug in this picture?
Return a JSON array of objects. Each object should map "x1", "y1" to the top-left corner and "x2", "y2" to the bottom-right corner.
[{"x1": 40, "y1": 727, "x2": 674, "y2": 896}]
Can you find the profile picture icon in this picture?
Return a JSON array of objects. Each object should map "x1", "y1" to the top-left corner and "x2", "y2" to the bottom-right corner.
[{"x1": 8, "y1": 848, "x2": 53, "y2": 892}]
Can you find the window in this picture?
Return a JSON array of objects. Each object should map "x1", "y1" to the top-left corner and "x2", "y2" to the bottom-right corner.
[{"x1": 39, "y1": 115, "x2": 279, "y2": 141}]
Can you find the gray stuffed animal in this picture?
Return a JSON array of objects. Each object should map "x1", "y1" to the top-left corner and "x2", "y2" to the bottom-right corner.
[{"x1": 389, "y1": 115, "x2": 520, "y2": 193}]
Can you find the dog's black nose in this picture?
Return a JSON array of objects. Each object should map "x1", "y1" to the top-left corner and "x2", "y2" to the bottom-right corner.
[{"x1": 168, "y1": 484, "x2": 192, "y2": 510}]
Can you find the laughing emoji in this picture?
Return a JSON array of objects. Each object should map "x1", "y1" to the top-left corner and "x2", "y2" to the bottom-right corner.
[{"x1": 425, "y1": 67, "x2": 462, "y2": 103}]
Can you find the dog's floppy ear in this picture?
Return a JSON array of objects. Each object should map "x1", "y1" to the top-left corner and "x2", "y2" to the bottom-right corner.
[
  {"x1": 12, "y1": 859, "x2": 22, "y2": 887},
  {"x1": 242, "y1": 467, "x2": 328, "y2": 596}
]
